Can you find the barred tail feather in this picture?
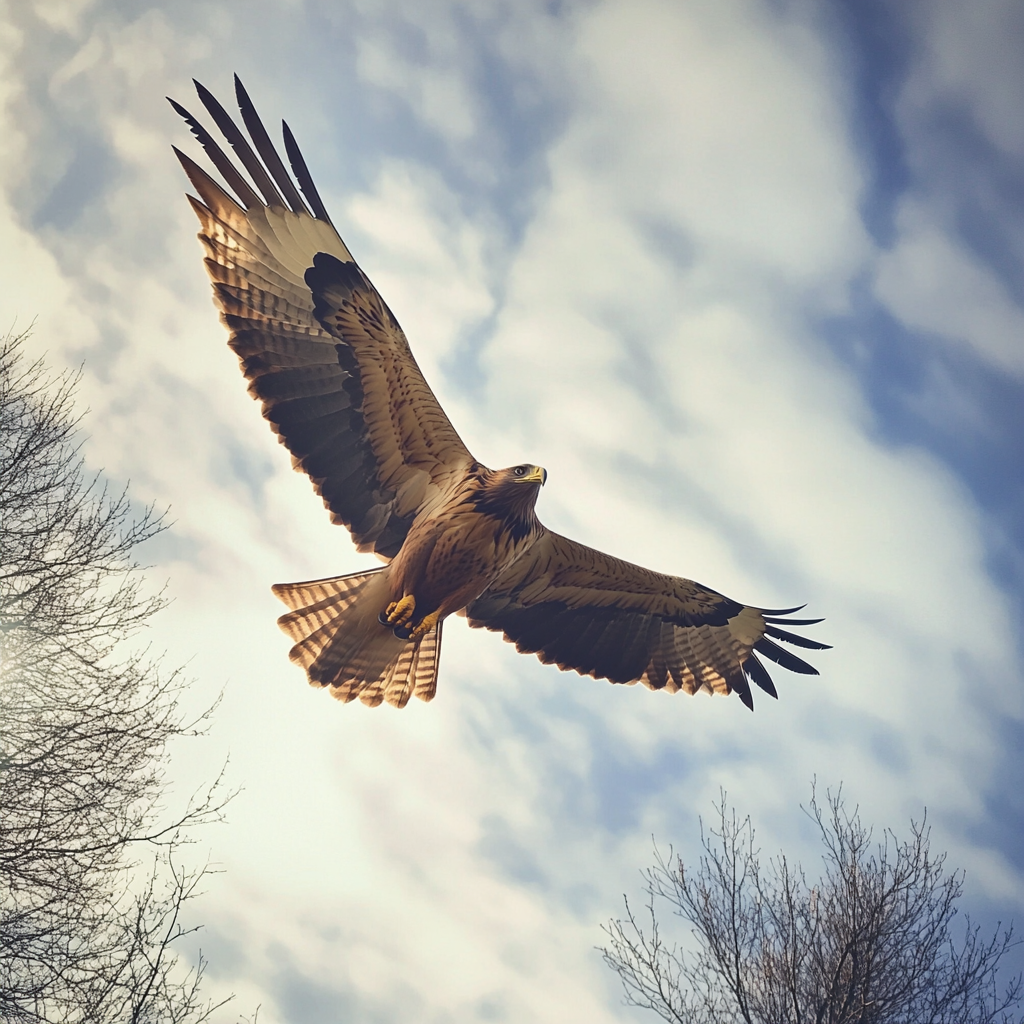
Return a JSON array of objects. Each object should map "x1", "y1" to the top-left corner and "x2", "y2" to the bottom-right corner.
[{"x1": 271, "y1": 568, "x2": 441, "y2": 708}]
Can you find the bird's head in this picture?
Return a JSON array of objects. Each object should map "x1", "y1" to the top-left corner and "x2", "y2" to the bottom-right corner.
[
  {"x1": 468, "y1": 463, "x2": 546, "y2": 529},
  {"x1": 495, "y1": 463, "x2": 546, "y2": 517},
  {"x1": 488, "y1": 463, "x2": 546, "y2": 509},
  {"x1": 504, "y1": 463, "x2": 547, "y2": 486}
]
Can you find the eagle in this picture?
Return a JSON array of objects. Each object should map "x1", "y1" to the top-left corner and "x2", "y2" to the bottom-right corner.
[{"x1": 170, "y1": 78, "x2": 828, "y2": 711}]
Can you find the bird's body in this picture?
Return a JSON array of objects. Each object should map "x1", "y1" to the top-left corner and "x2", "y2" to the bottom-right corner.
[
  {"x1": 384, "y1": 463, "x2": 544, "y2": 630},
  {"x1": 171, "y1": 78, "x2": 829, "y2": 710}
]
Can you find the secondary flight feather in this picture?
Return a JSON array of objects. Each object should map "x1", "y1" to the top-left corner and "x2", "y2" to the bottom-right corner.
[{"x1": 170, "y1": 77, "x2": 829, "y2": 711}]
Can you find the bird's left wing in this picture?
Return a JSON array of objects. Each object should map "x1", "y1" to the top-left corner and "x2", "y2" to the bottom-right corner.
[
  {"x1": 465, "y1": 530, "x2": 828, "y2": 709},
  {"x1": 170, "y1": 78, "x2": 474, "y2": 559}
]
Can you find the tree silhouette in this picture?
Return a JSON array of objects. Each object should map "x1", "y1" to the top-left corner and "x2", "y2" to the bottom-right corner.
[
  {"x1": 0, "y1": 329, "x2": 232, "y2": 1023},
  {"x1": 603, "y1": 786, "x2": 1022, "y2": 1024}
]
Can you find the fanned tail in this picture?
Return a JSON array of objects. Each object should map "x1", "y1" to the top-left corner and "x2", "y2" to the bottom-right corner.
[{"x1": 272, "y1": 568, "x2": 441, "y2": 708}]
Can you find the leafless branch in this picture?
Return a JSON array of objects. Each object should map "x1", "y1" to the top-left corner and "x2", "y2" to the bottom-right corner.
[
  {"x1": 602, "y1": 785, "x2": 1023, "y2": 1024},
  {"x1": 0, "y1": 329, "x2": 238, "y2": 1022}
]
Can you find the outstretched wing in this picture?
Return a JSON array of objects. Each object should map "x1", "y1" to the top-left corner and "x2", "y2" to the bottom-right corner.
[
  {"x1": 170, "y1": 77, "x2": 474, "y2": 559},
  {"x1": 465, "y1": 531, "x2": 828, "y2": 710}
]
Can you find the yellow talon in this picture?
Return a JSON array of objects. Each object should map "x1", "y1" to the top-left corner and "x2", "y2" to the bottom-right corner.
[
  {"x1": 409, "y1": 611, "x2": 440, "y2": 641},
  {"x1": 385, "y1": 594, "x2": 416, "y2": 627}
]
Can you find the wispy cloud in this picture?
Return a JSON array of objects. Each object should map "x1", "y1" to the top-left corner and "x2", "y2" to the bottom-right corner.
[{"x1": 2, "y1": 0, "x2": 1023, "y2": 1018}]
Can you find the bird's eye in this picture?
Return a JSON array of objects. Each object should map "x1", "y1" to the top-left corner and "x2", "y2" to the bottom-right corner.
[{"x1": 513, "y1": 466, "x2": 526, "y2": 477}]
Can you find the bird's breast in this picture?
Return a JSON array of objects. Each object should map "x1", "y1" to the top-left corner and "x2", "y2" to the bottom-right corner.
[{"x1": 391, "y1": 505, "x2": 539, "y2": 618}]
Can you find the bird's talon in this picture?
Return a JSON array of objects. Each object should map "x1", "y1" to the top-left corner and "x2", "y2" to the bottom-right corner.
[
  {"x1": 408, "y1": 611, "x2": 440, "y2": 642},
  {"x1": 383, "y1": 594, "x2": 416, "y2": 627}
]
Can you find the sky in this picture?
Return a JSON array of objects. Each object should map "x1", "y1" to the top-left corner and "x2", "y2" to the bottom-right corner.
[{"x1": 2, "y1": 0, "x2": 1024, "y2": 1020}]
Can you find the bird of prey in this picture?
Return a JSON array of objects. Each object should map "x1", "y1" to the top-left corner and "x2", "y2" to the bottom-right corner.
[{"x1": 170, "y1": 78, "x2": 828, "y2": 711}]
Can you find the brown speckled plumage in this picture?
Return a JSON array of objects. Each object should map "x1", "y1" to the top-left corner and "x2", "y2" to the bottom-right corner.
[{"x1": 172, "y1": 78, "x2": 829, "y2": 710}]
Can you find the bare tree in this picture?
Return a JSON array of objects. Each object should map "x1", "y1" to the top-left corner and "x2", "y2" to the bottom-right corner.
[
  {"x1": 0, "y1": 328, "x2": 232, "y2": 1023},
  {"x1": 602, "y1": 787, "x2": 1023, "y2": 1024}
]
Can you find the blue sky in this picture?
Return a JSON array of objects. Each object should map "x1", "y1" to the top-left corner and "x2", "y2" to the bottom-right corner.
[{"x1": 2, "y1": 1, "x2": 1024, "y2": 1020}]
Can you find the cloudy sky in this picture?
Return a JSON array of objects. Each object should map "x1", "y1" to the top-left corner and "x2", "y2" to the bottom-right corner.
[{"x1": 3, "y1": 0, "x2": 1024, "y2": 1020}]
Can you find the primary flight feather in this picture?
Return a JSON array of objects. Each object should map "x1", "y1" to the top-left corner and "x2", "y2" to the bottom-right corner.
[{"x1": 170, "y1": 77, "x2": 828, "y2": 711}]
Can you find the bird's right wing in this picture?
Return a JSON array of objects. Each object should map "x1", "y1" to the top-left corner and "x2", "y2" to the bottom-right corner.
[{"x1": 171, "y1": 77, "x2": 474, "y2": 559}]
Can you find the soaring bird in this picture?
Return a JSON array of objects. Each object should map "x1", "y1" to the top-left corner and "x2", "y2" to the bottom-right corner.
[{"x1": 170, "y1": 78, "x2": 828, "y2": 711}]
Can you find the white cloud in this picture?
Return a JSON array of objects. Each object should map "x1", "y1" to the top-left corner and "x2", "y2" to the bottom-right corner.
[
  {"x1": 344, "y1": 159, "x2": 495, "y2": 377},
  {"x1": 570, "y1": 0, "x2": 871, "y2": 293},
  {"x1": 871, "y1": 2, "x2": 1024, "y2": 376},
  {"x1": 2, "y1": 0, "x2": 1023, "y2": 1020},
  {"x1": 348, "y1": 0, "x2": 530, "y2": 144},
  {"x1": 476, "y1": 0, "x2": 1019, "y2": 901},
  {"x1": 356, "y1": 32, "x2": 479, "y2": 142},
  {"x1": 874, "y1": 199, "x2": 1024, "y2": 375},
  {"x1": 903, "y1": 0, "x2": 1024, "y2": 160}
]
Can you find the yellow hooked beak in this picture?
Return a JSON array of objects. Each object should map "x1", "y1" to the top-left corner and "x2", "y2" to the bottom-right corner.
[{"x1": 522, "y1": 465, "x2": 547, "y2": 485}]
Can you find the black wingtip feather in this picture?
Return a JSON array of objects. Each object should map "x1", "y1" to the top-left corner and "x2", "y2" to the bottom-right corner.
[
  {"x1": 174, "y1": 148, "x2": 252, "y2": 222},
  {"x1": 282, "y1": 119, "x2": 334, "y2": 225},
  {"x1": 764, "y1": 625, "x2": 832, "y2": 651},
  {"x1": 753, "y1": 637, "x2": 820, "y2": 676},
  {"x1": 233, "y1": 76, "x2": 310, "y2": 216},
  {"x1": 763, "y1": 615, "x2": 825, "y2": 626},
  {"x1": 743, "y1": 653, "x2": 778, "y2": 698},
  {"x1": 168, "y1": 97, "x2": 261, "y2": 210},
  {"x1": 734, "y1": 676, "x2": 755, "y2": 711},
  {"x1": 193, "y1": 78, "x2": 286, "y2": 210},
  {"x1": 758, "y1": 603, "x2": 807, "y2": 616}
]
